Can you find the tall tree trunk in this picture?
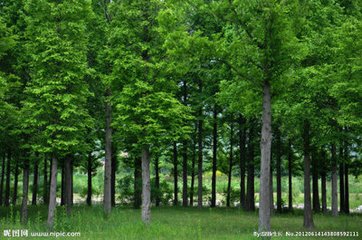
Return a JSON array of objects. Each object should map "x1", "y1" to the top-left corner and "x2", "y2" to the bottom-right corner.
[
  {"x1": 43, "y1": 157, "x2": 48, "y2": 204},
  {"x1": 211, "y1": 106, "x2": 217, "y2": 208},
  {"x1": 190, "y1": 132, "x2": 196, "y2": 207},
  {"x1": 288, "y1": 140, "x2": 293, "y2": 211},
  {"x1": 48, "y1": 158, "x2": 52, "y2": 203},
  {"x1": 104, "y1": 99, "x2": 112, "y2": 216},
  {"x1": 331, "y1": 144, "x2": 338, "y2": 217},
  {"x1": 312, "y1": 154, "x2": 320, "y2": 212},
  {"x1": 321, "y1": 171, "x2": 327, "y2": 213},
  {"x1": 258, "y1": 80, "x2": 272, "y2": 232},
  {"x1": 0, "y1": 152, "x2": 5, "y2": 205},
  {"x1": 303, "y1": 121, "x2": 314, "y2": 229},
  {"x1": 65, "y1": 157, "x2": 72, "y2": 216},
  {"x1": 47, "y1": 156, "x2": 58, "y2": 230},
  {"x1": 344, "y1": 163, "x2": 349, "y2": 214},
  {"x1": 173, "y1": 142, "x2": 178, "y2": 206},
  {"x1": 226, "y1": 122, "x2": 234, "y2": 207},
  {"x1": 182, "y1": 141, "x2": 188, "y2": 207},
  {"x1": 239, "y1": 115, "x2": 246, "y2": 210},
  {"x1": 155, "y1": 157, "x2": 160, "y2": 207},
  {"x1": 141, "y1": 145, "x2": 151, "y2": 223},
  {"x1": 276, "y1": 129, "x2": 282, "y2": 213},
  {"x1": 87, "y1": 152, "x2": 92, "y2": 206},
  {"x1": 61, "y1": 164, "x2": 65, "y2": 206},
  {"x1": 182, "y1": 80, "x2": 188, "y2": 207},
  {"x1": 339, "y1": 150, "x2": 345, "y2": 213},
  {"x1": 134, "y1": 157, "x2": 142, "y2": 208},
  {"x1": 21, "y1": 158, "x2": 29, "y2": 224},
  {"x1": 197, "y1": 113, "x2": 203, "y2": 208},
  {"x1": 247, "y1": 124, "x2": 255, "y2": 211},
  {"x1": 5, "y1": 149, "x2": 11, "y2": 206},
  {"x1": 12, "y1": 157, "x2": 19, "y2": 205},
  {"x1": 111, "y1": 145, "x2": 116, "y2": 207},
  {"x1": 32, "y1": 156, "x2": 39, "y2": 205}
]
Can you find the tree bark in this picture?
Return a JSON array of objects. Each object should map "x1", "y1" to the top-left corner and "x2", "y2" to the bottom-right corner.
[
  {"x1": 321, "y1": 171, "x2": 327, "y2": 213},
  {"x1": 197, "y1": 113, "x2": 203, "y2": 208},
  {"x1": 61, "y1": 164, "x2": 65, "y2": 206},
  {"x1": 141, "y1": 145, "x2": 151, "y2": 223},
  {"x1": 190, "y1": 132, "x2": 196, "y2": 207},
  {"x1": 344, "y1": 163, "x2": 349, "y2": 214},
  {"x1": 226, "y1": 122, "x2": 234, "y2": 207},
  {"x1": 239, "y1": 115, "x2": 246, "y2": 210},
  {"x1": 312, "y1": 154, "x2": 320, "y2": 212},
  {"x1": 247, "y1": 124, "x2": 255, "y2": 211},
  {"x1": 303, "y1": 121, "x2": 314, "y2": 229},
  {"x1": 32, "y1": 156, "x2": 39, "y2": 205},
  {"x1": 111, "y1": 145, "x2": 116, "y2": 207},
  {"x1": 0, "y1": 152, "x2": 5, "y2": 205},
  {"x1": 288, "y1": 140, "x2": 293, "y2": 211},
  {"x1": 134, "y1": 157, "x2": 142, "y2": 208},
  {"x1": 21, "y1": 158, "x2": 29, "y2": 224},
  {"x1": 12, "y1": 157, "x2": 19, "y2": 206},
  {"x1": 182, "y1": 141, "x2": 188, "y2": 207},
  {"x1": 65, "y1": 157, "x2": 72, "y2": 216},
  {"x1": 276, "y1": 129, "x2": 282, "y2": 213},
  {"x1": 104, "y1": 99, "x2": 112, "y2": 216},
  {"x1": 47, "y1": 156, "x2": 58, "y2": 230},
  {"x1": 155, "y1": 157, "x2": 160, "y2": 207},
  {"x1": 331, "y1": 144, "x2": 338, "y2": 217},
  {"x1": 4, "y1": 149, "x2": 11, "y2": 206},
  {"x1": 211, "y1": 106, "x2": 217, "y2": 208},
  {"x1": 43, "y1": 157, "x2": 48, "y2": 204},
  {"x1": 258, "y1": 80, "x2": 272, "y2": 232},
  {"x1": 173, "y1": 142, "x2": 178, "y2": 206},
  {"x1": 339, "y1": 152, "x2": 345, "y2": 213},
  {"x1": 87, "y1": 152, "x2": 92, "y2": 206}
]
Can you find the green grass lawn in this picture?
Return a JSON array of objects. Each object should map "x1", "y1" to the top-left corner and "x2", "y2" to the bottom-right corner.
[{"x1": 1, "y1": 206, "x2": 361, "y2": 239}]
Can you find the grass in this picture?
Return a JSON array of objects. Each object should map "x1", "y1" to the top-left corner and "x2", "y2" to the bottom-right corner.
[{"x1": 0, "y1": 205, "x2": 361, "y2": 239}]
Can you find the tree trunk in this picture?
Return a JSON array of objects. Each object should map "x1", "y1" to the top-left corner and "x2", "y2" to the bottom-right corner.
[
  {"x1": 312, "y1": 154, "x2": 320, "y2": 212},
  {"x1": 5, "y1": 149, "x2": 11, "y2": 206},
  {"x1": 226, "y1": 122, "x2": 234, "y2": 207},
  {"x1": 339, "y1": 153, "x2": 345, "y2": 213},
  {"x1": 87, "y1": 152, "x2": 92, "y2": 206},
  {"x1": 0, "y1": 152, "x2": 5, "y2": 205},
  {"x1": 21, "y1": 158, "x2": 29, "y2": 224},
  {"x1": 182, "y1": 141, "x2": 188, "y2": 207},
  {"x1": 155, "y1": 157, "x2": 160, "y2": 207},
  {"x1": 247, "y1": 124, "x2": 255, "y2": 211},
  {"x1": 48, "y1": 157, "x2": 52, "y2": 203},
  {"x1": 197, "y1": 115, "x2": 203, "y2": 208},
  {"x1": 258, "y1": 80, "x2": 272, "y2": 232},
  {"x1": 134, "y1": 157, "x2": 142, "y2": 208},
  {"x1": 65, "y1": 157, "x2": 72, "y2": 216},
  {"x1": 270, "y1": 162, "x2": 274, "y2": 214},
  {"x1": 288, "y1": 140, "x2": 293, "y2": 211},
  {"x1": 111, "y1": 145, "x2": 116, "y2": 207},
  {"x1": 173, "y1": 142, "x2": 178, "y2": 206},
  {"x1": 211, "y1": 106, "x2": 217, "y2": 208},
  {"x1": 141, "y1": 145, "x2": 151, "y2": 223},
  {"x1": 344, "y1": 163, "x2": 349, "y2": 214},
  {"x1": 182, "y1": 80, "x2": 188, "y2": 207},
  {"x1": 47, "y1": 156, "x2": 58, "y2": 230},
  {"x1": 12, "y1": 158, "x2": 19, "y2": 205},
  {"x1": 331, "y1": 144, "x2": 338, "y2": 217},
  {"x1": 276, "y1": 129, "x2": 282, "y2": 213},
  {"x1": 61, "y1": 164, "x2": 65, "y2": 206},
  {"x1": 239, "y1": 115, "x2": 246, "y2": 210},
  {"x1": 104, "y1": 99, "x2": 112, "y2": 216},
  {"x1": 303, "y1": 121, "x2": 314, "y2": 229},
  {"x1": 321, "y1": 171, "x2": 327, "y2": 213},
  {"x1": 32, "y1": 156, "x2": 39, "y2": 205},
  {"x1": 43, "y1": 157, "x2": 48, "y2": 204},
  {"x1": 190, "y1": 133, "x2": 196, "y2": 207}
]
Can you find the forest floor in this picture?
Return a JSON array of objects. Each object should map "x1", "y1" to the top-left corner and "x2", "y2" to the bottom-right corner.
[{"x1": 0, "y1": 205, "x2": 361, "y2": 239}]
